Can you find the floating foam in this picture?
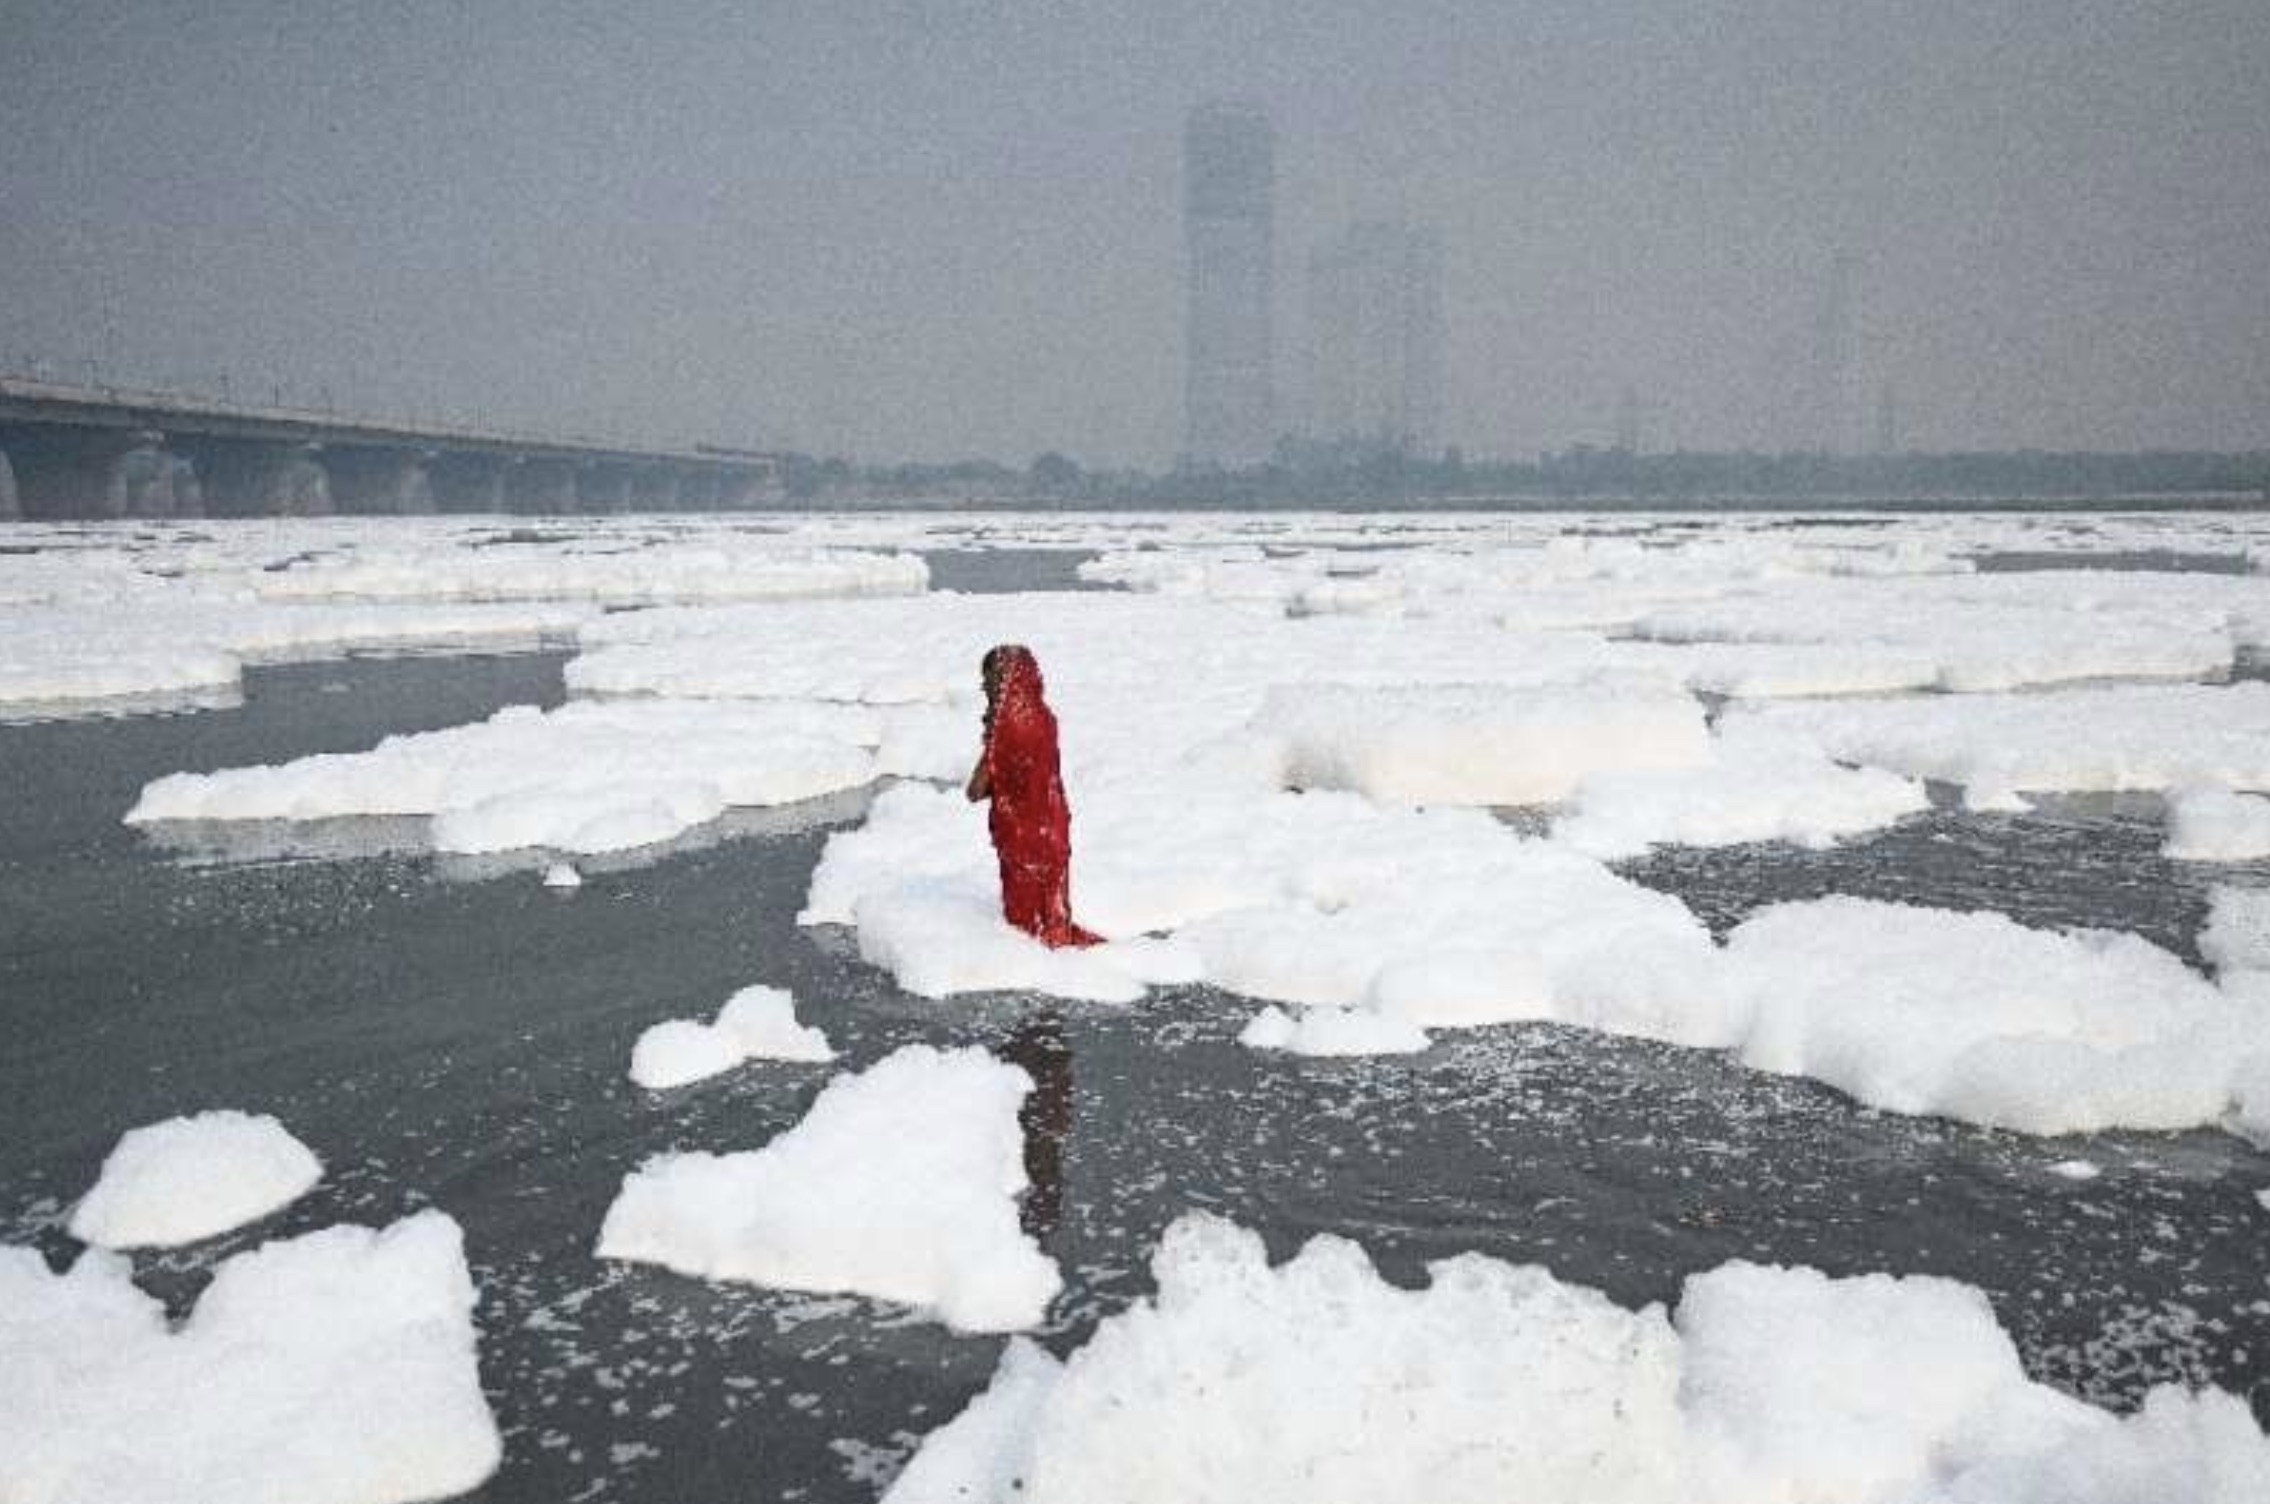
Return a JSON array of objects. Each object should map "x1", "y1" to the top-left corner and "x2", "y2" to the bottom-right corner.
[
  {"x1": 2201, "y1": 887, "x2": 2270, "y2": 977},
  {"x1": 68, "y1": 1110, "x2": 322, "y2": 1250},
  {"x1": 1554, "y1": 720, "x2": 1928, "y2": 859},
  {"x1": 628, "y1": 984, "x2": 835, "y2": 1089},
  {"x1": 2165, "y1": 785, "x2": 2270, "y2": 862},
  {"x1": 127, "y1": 698, "x2": 902, "y2": 855},
  {"x1": 1237, "y1": 1003, "x2": 1432, "y2": 1056},
  {"x1": 850, "y1": 885, "x2": 1202, "y2": 1005},
  {"x1": 1256, "y1": 681, "x2": 1710, "y2": 807},
  {"x1": 0, "y1": 1210, "x2": 502, "y2": 1504},
  {"x1": 810, "y1": 780, "x2": 1727, "y2": 1046},
  {"x1": 1746, "y1": 683, "x2": 2270, "y2": 807},
  {"x1": 1722, "y1": 896, "x2": 2270, "y2": 1134},
  {"x1": 597, "y1": 1044, "x2": 1060, "y2": 1332},
  {"x1": 1633, "y1": 572, "x2": 2244, "y2": 692},
  {"x1": 1642, "y1": 639, "x2": 1943, "y2": 698},
  {"x1": 0, "y1": 600, "x2": 580, "y2": 715},
  {"x1": 254, "y1": 542, "x2": 928, "y2": 606},
  {"x1": 884, "y1": 1212, "x2": 2270, "y2": 1504}
]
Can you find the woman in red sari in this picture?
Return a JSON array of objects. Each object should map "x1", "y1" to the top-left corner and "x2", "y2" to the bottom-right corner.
[{"x1": 965, "y1": 645, "x2": 1102, "y2": 948}]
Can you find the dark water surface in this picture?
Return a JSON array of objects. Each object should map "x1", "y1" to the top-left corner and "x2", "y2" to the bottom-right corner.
[{"x1": 4, "y1": 641, "x2": 2270, "y2": 1500}]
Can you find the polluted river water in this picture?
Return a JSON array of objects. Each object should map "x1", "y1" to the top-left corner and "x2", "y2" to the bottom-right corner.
[{"x1": 1, "y1": 544, "x2": 2266, "y2": 1502}]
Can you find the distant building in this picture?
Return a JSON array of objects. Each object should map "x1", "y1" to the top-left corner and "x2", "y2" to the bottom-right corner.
[
  {"x1": 1303, "y1": 220, "x2": 1443, "y2": 454},
  {"x1": 1811, "y1": 250, "x2": 1861, "y2": 455},
  {"x1": 1182, "y1": 102, "x2": 1276, "y2": 467},
  {"x1": 1615, "y1": 383, "x2": 1642, "y2": 455},
  {"x1": 1875, "y1": 380, "x2": 1901, "y2": 455}
]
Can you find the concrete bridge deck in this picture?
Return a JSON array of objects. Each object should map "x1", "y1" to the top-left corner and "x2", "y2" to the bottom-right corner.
[{"x1": 0, "y1": 374, "x2": 782, "y2": 519}]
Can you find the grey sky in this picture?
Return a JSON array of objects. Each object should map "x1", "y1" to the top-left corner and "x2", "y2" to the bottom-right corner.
[{"x1": 3, "y1": 0, "x2": 2264, "y2": 464}]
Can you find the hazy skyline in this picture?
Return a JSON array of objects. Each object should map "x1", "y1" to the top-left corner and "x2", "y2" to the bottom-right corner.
[{"x1": 2, "y1": 0, "x2": 2265, "y2": 465}]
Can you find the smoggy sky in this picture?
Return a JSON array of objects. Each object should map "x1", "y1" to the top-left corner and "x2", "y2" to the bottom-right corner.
[{"x1": 2, "y1": 0, "x2": 2265, "y2": 464}]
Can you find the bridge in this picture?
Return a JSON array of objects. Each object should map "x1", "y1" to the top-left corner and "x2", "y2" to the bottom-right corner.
[{"x1": 0, "y1": 374, "x2": 783, "y2": 520}]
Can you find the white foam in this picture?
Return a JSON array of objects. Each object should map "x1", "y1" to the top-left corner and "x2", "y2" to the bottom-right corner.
[
  {"x1": 1554, "y1": 720, "x2": 1928, "y2": 859},
  {"x1": 69, "y1": 1110, "x2": 322, "y2": 1250},
  {"x1": 597, "y1": 1044, "x2": 1060, "y2": 1332},
  {"x1": 810, "y1": 781, "x2": 1728, "y2": 1046},
  {"x1": 2165, "y1": 785, "x2": 2270, "y2": 861},
  {"x1": 1238, "y1": 1003, "x2": 1432, "y2": 1056},
  {"x1": 2201, "y1": 887, "x2": 2270, "y2": 977},
  {"x1": 1257, "y1": 681, "x2": 1710, "y2": 807},
  {"x1": 2236, "y1": 1056, "x2": 2270, "y2": 1148},
  {"x1": 0, "y1": 599, "x2": 581, "y2": 715},
  {"x1": 1722, "y1": 897, "x2": 2270, "y2": 1134},
  {"x1": 885, "y1": 1212, "x2": 2270, "y2": 1504},
  {"x1": 128, "y1": 698, "x2": 903, "y2": 855},
  {"x1": 0, "y1": 1210, "x2": 501, "y2": 1504},
  {"x1": 1633, "y1": 571, "x2": 2247, "y2": 692},
  {"x1": 1745, "y1": 683, "x2": 2270, "y2": 807},
  {"x1": 628, "y1": 984, "x2": 835, "y2": 1089},
  {"x1": 253, "y1": 541, "x2": 928, "y2": 606}
]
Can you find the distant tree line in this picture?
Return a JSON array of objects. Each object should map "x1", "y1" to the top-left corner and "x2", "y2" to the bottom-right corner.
[{"x1": 775, "y1": 441, "x2": 2270, "y2": 510}]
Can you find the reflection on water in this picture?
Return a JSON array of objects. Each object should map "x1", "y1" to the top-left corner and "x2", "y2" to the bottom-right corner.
[{"x1": 997, "y1": 1010, "x2": 1073, "y2": 1242}]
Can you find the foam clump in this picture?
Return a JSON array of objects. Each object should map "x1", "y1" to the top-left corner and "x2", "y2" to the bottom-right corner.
[
  {"x1": 0, "y1": 1210, "x2": 502, "y2": 1504},
  {"x1": 0, "y1": 599, "x2": 581, "y2": 716},
  {"x1": 1238, "y1": 1002, "x2": 1431, "y2": 1056},
  {"x1": 1747, "y1": 683, "x2": 2270, "y2": 808},
  {"x1": 1721, "y1": 896, "x2": 2270, "y2": 1134},
  {"x1": 628, "y1": 984, "x2": 835, "y2": 1090},
  {"x1": 811, "y1": 782, "x2": 1725, "y2": 1046},
  {"x1": 1632, "y1": 571, "x2": 2244, "y2": 692},
  {"x1": 1554, "y1": 720, "x2": 1928, "y2": 858},
  {"x1": 127, "y1": 698, "x2": 895, "y2": 855},
  {"x1": 69, "y1": 1109, "x2": 322, "y2": 1250},
  {"x1": 254, "y1": 542, "x2": 929, "y2": 606},
  {"x1": 597, "y1": 1044, "x2": 1059, "y2": 1332},
  {"x1": 2201, "y1": 887, "x2": 2270, "y2": 977},
  {"x1": 2165, "y1": 785, "x2": 2270, "y2": 861},
  {"x1": 884, "y1": 1213, "x2": 2270, "y2": 1504},
  {"x1": 850, "y1": 882, "x2": 1201, "y2": 1005},
  {"x1": 1257, "y1": 681, "x2": 1709, "y2": 807}
]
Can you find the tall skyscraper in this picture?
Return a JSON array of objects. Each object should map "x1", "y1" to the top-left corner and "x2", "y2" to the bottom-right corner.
[
  {"x1": 1182, "y1": 102, "x2": 1276, "y2": 467},
  {"x1": 1303, "y1": 220, "x2": 1444, "y2": 454},
  {"x1": 1811, "y1": 250, "x2": 1860, "y2": 455}
]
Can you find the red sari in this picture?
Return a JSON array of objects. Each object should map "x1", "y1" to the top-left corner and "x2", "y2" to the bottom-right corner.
[{"x1": 978, "y1": 648, "x2": 1102, "y2": 948}]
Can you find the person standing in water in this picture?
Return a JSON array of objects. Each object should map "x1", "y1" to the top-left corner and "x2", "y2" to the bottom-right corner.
[{"x1": 965, "y1": 644, "x2": 1102, "y2": 948}]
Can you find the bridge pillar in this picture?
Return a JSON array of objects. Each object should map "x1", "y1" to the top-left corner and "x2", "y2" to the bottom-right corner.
[
  {"x1": 108, "y1": 435, "x2": 198, "y2": 517},
  {"x1": 193, "y1": 441, "x2": 330, "y2": 516},
  {"x1": 165, "y1": 453, "x2": 205, "y2": 517},
  {"x1": 685, "y1": 468, "x2": 725, "y2": 510},
  {"x1": 506, "y1": 456, "x2": 578, "y2": 514},
  {"x1": 3, "y1": 428, "x2": 199, "y2": 518},
  {"x1": 584, "y1": 464, "x2": 634, "y2": 514},
  {"x1": 427, "y1": 452, "x2": 507, "y2": 513},
  {"x1": 267, "y1": 444, "x2": 332, "y2": 516},
  {"x1": 631, "y1": 466, "x2": 683, "y2": 511},
  {"x1": 0, "y1": 445, "x2": 18, "y2": 520},
  {"x1": 715, "y1": 469, "x2": 760, "y2": 510},
  {"x1": 329, "y1": 447, "x2": 435, "y2": 514}
]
